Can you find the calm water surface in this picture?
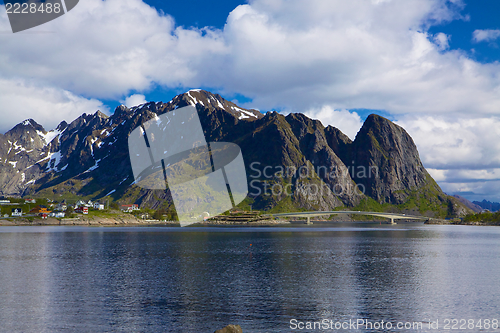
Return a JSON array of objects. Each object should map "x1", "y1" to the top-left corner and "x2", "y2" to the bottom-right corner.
[{"x1": 0, "y1": 223, "x2": 499, "y2": 332}]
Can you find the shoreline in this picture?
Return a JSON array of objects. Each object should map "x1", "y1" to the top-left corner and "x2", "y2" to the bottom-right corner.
[
  {"x1": 3, "y1": 216, "x2": 498, "y2": 227},
  {"x1": 424, "y1": 220, "x2": 500, "y2": 226},
  {"x1": 0, "y1": 216, "x2": 292, "y2": 227}
]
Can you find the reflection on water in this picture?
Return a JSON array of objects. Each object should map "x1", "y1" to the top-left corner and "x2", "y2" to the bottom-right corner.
[{"x1": 0, "y1": 223, "x2": 499, "y2": 332}]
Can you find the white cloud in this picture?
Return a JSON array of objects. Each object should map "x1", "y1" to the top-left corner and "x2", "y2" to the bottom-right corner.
[
  {"x1": 0, "y1": 0, "x2": 226, "y2": 99},
  {"x1": 433, "y1": 32, "x2": 449, "y2": 50},
  {"x1": 122, "y1": 94, "x2": 147, "y2": 107},
  {"x1": 472, "y1": 29, "x2": 500, "y2": 43},
  {"x1": 396, "y1": 115, "x2": 500, "y2": 170},
  {"x1": 397, "y1": 115, "x2": 500, "y2": 201},
  {"x1": 218, "y1": 0, "x2": 500, "y2": 115},
  {"x1": 302, "y1": 107, "x2": 363, "y2": 140},
  {"x1": 1, "y1": 0, "x2": 499, "y2": 118},
  {"x1": 0, "y1": 77, "x2": 105, "y2": 133}
]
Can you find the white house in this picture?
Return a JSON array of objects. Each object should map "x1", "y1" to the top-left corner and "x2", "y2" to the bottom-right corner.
[
  {"x1": 120, "y1": 204, "x2": 139, "y2": 212},
  {"x1": 49, "y1": 212, "x2": 65, "y2": 218},
  {"x1": 11, "y1": 208, "x2": 22, "y2": 217},
  {"x1": 54, "y1": 203, "x2": 67, "y2": 211},
  {"x1": 93, "y1": 203, "x2": 105, "y2": 210},
  {"x1": 75, "y1": 200, "x2": 92, "y2": 207}
]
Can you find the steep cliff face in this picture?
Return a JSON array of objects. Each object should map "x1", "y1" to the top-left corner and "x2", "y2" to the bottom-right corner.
[
  {"x1": 324, "y1": 126, "x2": 352, "y2": 161},
  {"x1": 284, "y1": 113, "x2": 362, "y2": 207},
  {"x1": 335, "y1": 114, "x2": 436, "y2": 205},
  {"x1": 234, "y1": 111, "x2": 351, "y2": 211},
  {"x1": 0, "y1": 91, "x2": 465, "y2": 216}
]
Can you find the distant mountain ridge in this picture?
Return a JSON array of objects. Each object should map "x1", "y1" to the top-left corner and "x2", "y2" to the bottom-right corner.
[
  {"x1": 0, "y1": 90, "x2": 471, "y2": 217},
  {"x1": 473, "y1": 200, "x2": 500, "y2": 212},
  {"x1": 452, "y1": 195, "x2": 483, "y2": 213}
]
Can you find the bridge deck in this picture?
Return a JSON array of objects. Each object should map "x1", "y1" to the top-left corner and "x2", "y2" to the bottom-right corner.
[{"x1": 262, "y1": 211, "x2": 430, "y2": 224}]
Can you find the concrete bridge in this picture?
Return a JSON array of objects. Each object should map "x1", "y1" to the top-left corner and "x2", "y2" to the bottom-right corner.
[{"x1": 263, "y1": 211, "x2": 432, "y2": 224}]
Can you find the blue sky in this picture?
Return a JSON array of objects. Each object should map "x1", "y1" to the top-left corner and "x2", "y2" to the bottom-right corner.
[
  {"x1": 144, "y1": 0, "x2": 246, "y2": 29},
  {"x1": 2, "y1": 0, "x2": 500, "y2": 202}
]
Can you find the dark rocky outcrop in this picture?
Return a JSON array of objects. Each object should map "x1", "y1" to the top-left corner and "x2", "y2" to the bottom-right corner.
[{"x1": 336, "y1": 114, "x2": 434, "y2": 204}]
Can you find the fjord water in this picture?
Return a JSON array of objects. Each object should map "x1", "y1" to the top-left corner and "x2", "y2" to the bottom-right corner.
[{"x1": 0, "y1": 224, "x2": 499, "y2": 332}]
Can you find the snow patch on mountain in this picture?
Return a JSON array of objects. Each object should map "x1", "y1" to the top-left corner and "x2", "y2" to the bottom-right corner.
[
  {"x1": 104, "y1": 189, "x2": 116, "y2": 196},
  {"x1": 37, "y1": 127, "x2": 65, "y2": 146},
  {"x1": 46, "y1": 151, "x2": 63, "y2": 172},
  {"x1": 83, "y1": 158, "x2": 101, "y2": 174}
]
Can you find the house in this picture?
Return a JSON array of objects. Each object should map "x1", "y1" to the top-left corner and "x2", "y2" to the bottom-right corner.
[
  {"x1": 54, "y1": 203, "x2": 67, "y2": 211},
  {"x1": 139, "y1": 212, "x2": 151, "y2": 219},
  {"x1": 25, "y1": 198, "x2": 36, "y2": 204},
  {"x1": 93, "y1": 203, "x2": 105, "y2": 210},
  {"x1": 49, "y1": 212, "x2": 65, "y2": 218},
  {"x1": 11, "y1": 208, "x2": 22, "y2": 217},
  {"x1": 75, "y1": 206, "x2": 88, "y2": 215},
  {"x1": 120, "y1": 204, "x2": 139, "y2": 212},
  {"x1": 75, "y1": 200, "x2": 90, "y2": 207},
  {"x1": 30, "y1": 205, "x2": 50, "y2": 214}
]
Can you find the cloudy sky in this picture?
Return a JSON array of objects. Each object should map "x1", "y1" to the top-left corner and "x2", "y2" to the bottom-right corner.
[{"x1": 1, "y1": 0, "x2": 500, "y2": 202}]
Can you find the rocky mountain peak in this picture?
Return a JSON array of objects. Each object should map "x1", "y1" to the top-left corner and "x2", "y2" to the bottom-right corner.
[
  {"x1": 55, "y1": 121, "x2": 68, "y2": 132},
  {"x1": 8, "y1": 118, "x2": 45, "y2": 135},
  {"x1": 94, "y1": 110, "x2": 109, "y2": 119},
  {"x1": 347, "y1": 114, "x2": 432, "y2": 204},
  {"x1": 171, "y1": 89, "x2": 263, "y2": 121},
  {"x1": 112, "y1": 105, "x2": 133, "y2": 118}
]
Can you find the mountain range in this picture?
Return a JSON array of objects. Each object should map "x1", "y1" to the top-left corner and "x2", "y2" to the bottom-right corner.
[
  {"x1": 473, "y1": 200, "x2": 500, "y2": 212},
  {"x1": 0, "y1": 90, "x2": 470, "y2": 217}
]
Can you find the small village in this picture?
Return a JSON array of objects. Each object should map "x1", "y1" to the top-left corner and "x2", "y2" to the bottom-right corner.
[
  {"x1": 0, "y1": 198, "x2": 141, "y2": 220},
  {"x1": 0, "y1": 198, "x2": 287, "y2": 225}
]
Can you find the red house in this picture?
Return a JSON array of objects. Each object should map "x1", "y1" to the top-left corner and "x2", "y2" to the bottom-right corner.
[
  {"x1": 75, "y1": 206, "x2": 88, "y2": 214},
  {"x1": 120, "y1": 204, "x2": 139, "y2": 212}
]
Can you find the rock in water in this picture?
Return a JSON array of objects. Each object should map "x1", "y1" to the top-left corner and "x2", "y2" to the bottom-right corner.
[{"x1": 214, "y1": 324, "x2": 243, "y2": 333}]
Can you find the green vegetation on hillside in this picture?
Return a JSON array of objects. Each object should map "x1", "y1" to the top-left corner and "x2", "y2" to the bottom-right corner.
[{"x1": 463, "y1": 211, "x2": 500, "y2": 225}]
